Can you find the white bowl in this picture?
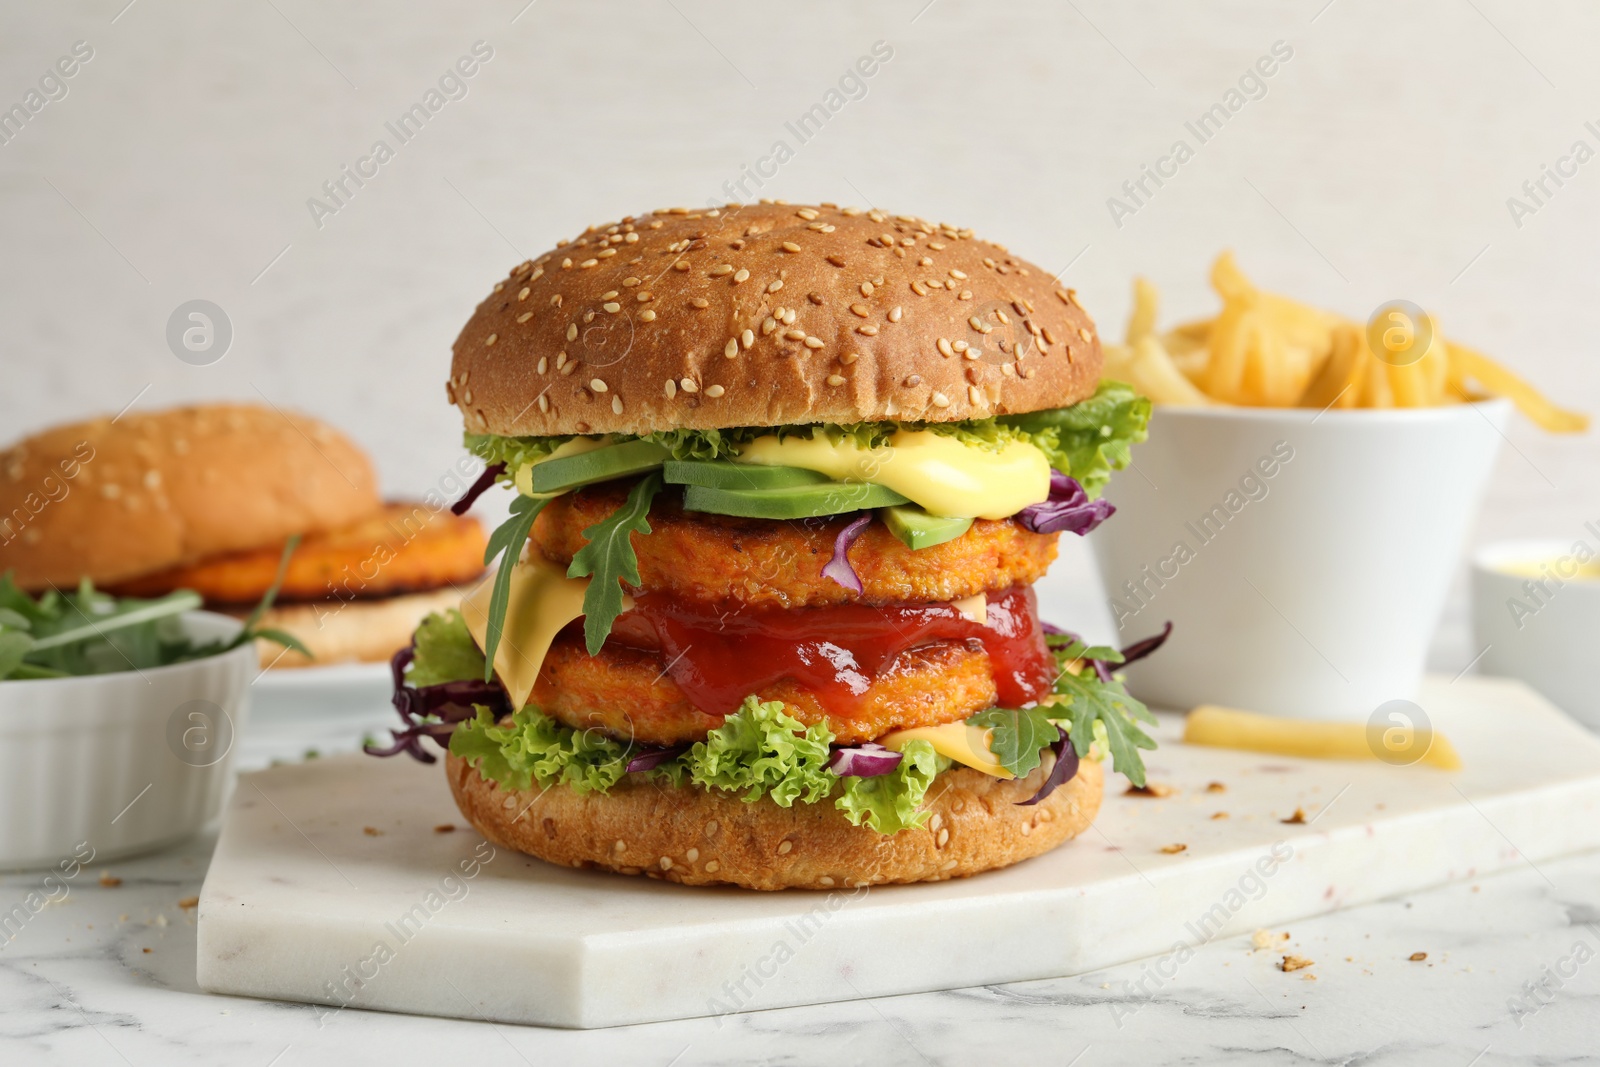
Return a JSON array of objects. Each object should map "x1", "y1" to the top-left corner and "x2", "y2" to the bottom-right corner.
[
  {"x1": 1090, "y1": 400, "x2": 1508, "y2": 719},
  {"x1": 1474, "y1": 539, "x2": 1600, "y2": 731},
  {"x1": 252, "y1": 660, "x2": 392, "y2": 720},
  {"x1": 0, "y1": 611, "x2": 255, "y2": 870}
]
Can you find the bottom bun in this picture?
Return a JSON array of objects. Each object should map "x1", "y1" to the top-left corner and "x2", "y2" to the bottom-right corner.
[
  {"x1": 242, "y1": 587, "x2": 464, "y2": 669},
  {"x1": 447, "y1": 749, "x2": 1103, "y2": 891}
]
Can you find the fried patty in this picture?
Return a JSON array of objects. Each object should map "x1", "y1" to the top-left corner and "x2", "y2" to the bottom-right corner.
[
  {"x1": 112, "y1": 502, "x2": 487, "y2": 603},
  {"x1": 534, "y1": 630, "x2": 998, "y2": 746},
  {"x1": 533, "y1": 483, "x2": 1059, "y2": 609}
]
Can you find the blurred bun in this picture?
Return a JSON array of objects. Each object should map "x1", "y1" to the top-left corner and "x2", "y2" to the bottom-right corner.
[
  {"x1": 0, "y1": 404, "x2": 380, "y2": 591},
  {"x1": 449, "y1": 202, "x2": 1103, "y2": 437}
]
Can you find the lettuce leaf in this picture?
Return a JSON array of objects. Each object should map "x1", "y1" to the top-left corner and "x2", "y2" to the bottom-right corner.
[
  {"x1": 406, "y1": 610, "x2": 485, "y2": 687},
  {"x1": 685, "y1": 696, "x2": 836, "y2": 807},
  {"x1": 463, "y1": 431, "x2": 572, "y2": 474},
  {"x1": 449, "y1": 705, "x2": 633, "y2": 794},
  {"x1": 836, "y1": 739, "x2": 944, "y2": 833},
  {"x1": 998, "y1": 380, "x2": 1151, "y2": 497}
]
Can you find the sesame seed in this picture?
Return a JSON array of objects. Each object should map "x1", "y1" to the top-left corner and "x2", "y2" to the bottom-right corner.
[
  {"x1": 538, "y1": 394, "x2": 549, "y2": 412},
  {"x1": 826, "y1": 373, "x2": 846, "y2": 386},
  {"x1": 562, "y1": 258, "x2": 572, "y2": 269},
  {"x1": 484, "y1": 333, "x2": 497, "y2": 346},
  {"x1": 566, "y1": 324, "x2": 578, "y2": 341},
  {"x1": 724, "y1": 338, "x2": 739, "y2": 358},
  {"x1": 1022, "y1": 366, "x2": 1037, "y2": 379},
  {"x1": 860, "y1": 282, "x2": 874, "y2": 297},
  {"x1": 583, "y1": 311, "x2": 596, "y2": 324},
  {"x1": 705, "y1": 820, "x2": 719, "y2": 836},
  {"x1": 856, "y1": 325, "x2": 879, "y2": 336},
  {"x1": 889, "y1": 306, "x2": 902, "y2": 322},
  {"x1": 518, "y1": 287, "x2": 530, "y2": 300},
  {"x1": 796, "y1": 208, "x2": 819, "y2": 220},
  {"x1": 625, "y1": 232, "x2": 639, "y2": 243},
  {"x1": 692, "y1": 297, "x2": 711, "y2": 308},
  {"x1": 819, "y1": 876, "x2": 835, "y2": 887},
  {"x1": 826, "y1": 255, "x2": 846, "y2": 268},
  {"x1": 911, "y1": 281, "x2": 929, "y2": 296},
  {"x1": 959, "y1": 290, "x2": 973, "y2": 300},
  {"x1": 931, "y1": 391, "x2": 950, "y2": 408},
  {"x1": 804, "y1": 336, "x2": 824, "y2": 349},
  {"x1": 602, "y1": 302, "x2": 621, "y2": 313},
  {"x1": 639, "y1": 309, "x2": 656, "y2": 322},
  {"x1": 551, "y1": 294, "x2": 563, "y2": 307},
  {"x1": 778, "y1": 841, "x2": 793, "y2": 855},
  {"x1": 704, "y1": 860, "x2": 721, "y2": 873},
  {"x1": 686, "y1": 848, "x2": 699, "y2": 862},
  {"x1": 664, "y1": 379, "x2": 676, "y2": 398},
  {"x1": 673, "y1": 261, "x2": 690, "y2": 272},
  {"x1": 1055, "y1": 289, "x2": 1073, "y2": 305},
  {"x1": 840, "y1": 352, "x2": 859, "y2": 364},
  {"x1": 1042, "y1": 328, "x2": 1056, "y2": 345},
  {"x1": 939, "y1": 859, "x2": 958, "y2": 871},
  {"x1": 612, "y1": 395, "x2": 624, "y2": 414},
  {"x1": 636, "y1": 291, "x2": 652, "y2": 302},
  {"x1": 659, "y1": 857, "x2": 672, "y2": 870},
  {"x1": 919, "y1": 257, "x2": 933, "y2": 267},
  {"x1": 537, "y1": 356, "x2": 548, "y2": 373},
  {"x1": 711, "y1": 264, "x2": 734, "y2": 276},
  {"x1": 680, "y1": 378, "x2": 698, "y2": 393},
  {"x1": 969, "y1": 385, "x2": 983, "y2": 404},
  {"x1": 850, "y1": 303, "x2": 870, "y2": 318},
  {"x1": 767, "y1": 279, "x2": 783, "y2": 293},
  {"x1": 733, "y1": 268, "x2": 750, "y2": 283},
  {"x1": 623, "y1": 277, "x2": 641, "y2": 287},
  {"x1": 705, "y1": 384, "x2": 726, "y2": 398},
  {"x1": 580, "y1": 259, "x2": 598, "y2": 269},
  {"x1": 964, "y1": 348, "x2": 981, "y2": 361},
  {"x1": 785, "y1": 328, "x2": 806, "y2": 341},
  {"x1": 782, "y1": 309, "x2": 796, "y2": 325},
  {"x1": 781, "y1": 241, "x2": 802, "y2": 253},
  {"x1": 969, "y1": 316, "x2": 986, "y2": 331},
  {"x1": 597, "y1": 248, "x2": 616, "y2": 258},
  {"x1": 936, "y1": 827, "x2": 950, "y2": 848},
  {"x1": 761, "y1": 317, "x2": 778, "y2": 335},
  {"x1": 937, "y1": 338, "x2": 954, "y2": 357},
  {"x1": 903, "y1": 374, "x2": 922, "y2": 387},
  {"x1": 1078, "y1": 327, "x2": 1093, "y2": 342},
  {"x1": 879, "y1": 233, "x2": 893, "y2": 245},
  {"x1": 741, "y1": 329, "x2": 754, "y2": 349},
  {"x1": 517, "y1": 311, "x2": 533, "y2": 323},
  {"x1": 927, "y1": 279, "x2": 944, "y2": 289},
  {"x1": 602, "y1": 290, "x2": 619, "y2": 300}
]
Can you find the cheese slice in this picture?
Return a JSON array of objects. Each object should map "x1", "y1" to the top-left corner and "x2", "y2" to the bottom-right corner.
[
  {"x1": 732, "y1": 429, "x2": 1050, "y2": 519},
  {"x1": 460, "y1": 553, "x2": 590, "y2": 711},
  {"x1": 950, "y1": 593, "x2": 987, "y2": 624},
  {"x1": 879, "y1": 721, "x2": 1014, "y2": 779}
]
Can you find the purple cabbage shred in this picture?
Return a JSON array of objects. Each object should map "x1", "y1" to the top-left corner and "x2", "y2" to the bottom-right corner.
[
  {"x1": 828, "y1": 742, "x2": 904, "y2": 777},
  {"x1": 820, "y1": 513, "x2": 873, "y2": 593},
  {"x1": 451, "y1": 462, "x2": 506, "y2": 516},
  {"x1": 365, "y1": 643, "x2": 510, "y2": 763},
  {"x1": 1016, "y1": 470, "x2": 1115, "y2": 536},
  {"x1": 1017, "y1": 726, "x2": 1080, "y2": 806}
]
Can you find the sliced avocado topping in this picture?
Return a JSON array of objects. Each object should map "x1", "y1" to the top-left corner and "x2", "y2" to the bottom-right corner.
[
  {"x1": 530, "y1": 440, "x2": 670, "y2": 493},
  {"x1": 882, "y1": 505, "x2": 973, "y2": 550},
  {"x1": 663, "y1": 459, "x2": 831, "y2": 491},
  {"x1": 682, "y1": 480, "x2": 910, "y2": 519}
]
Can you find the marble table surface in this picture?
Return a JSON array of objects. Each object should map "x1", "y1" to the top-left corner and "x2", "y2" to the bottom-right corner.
[{"x1": 3, "y1": 693, "x2": 1599, "y2": 1065}]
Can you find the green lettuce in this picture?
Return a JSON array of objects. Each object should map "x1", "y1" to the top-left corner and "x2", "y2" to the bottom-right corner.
[
  {"x1": 998, "y1": 380, "x2": 1150, "y2": 497},
  {"x1": 684, "y1": 696, "x2": 836, "y2": 807},
  {"x1": 463, "y1": 431, "x2": 572, "y2": 473},
  {"x1": 406, "y1": 610, "x2": 484, "y2": 687},
  {"x1": 836, "y1": 740, "x2": 944, "y2": 834},
  {"x1": 449, "y1": 705, "x2": 633, "y2": 794}
]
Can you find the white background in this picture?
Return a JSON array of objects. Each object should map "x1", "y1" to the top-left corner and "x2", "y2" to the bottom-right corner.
[{"x1": 3, "y1": 0, "x2": 1596, "y2": 663}]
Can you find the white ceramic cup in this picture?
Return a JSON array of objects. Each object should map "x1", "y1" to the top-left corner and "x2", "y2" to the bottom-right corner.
[
  {"x1": 1090, "y1": 400, "x2": 1509, "y2": 719},
  {"x1": 0, "y1": 611, "x2": 255, "y2": 870},
  {"x1": 1474, "y1": 538, "x2": 1600, "y2": 731}
]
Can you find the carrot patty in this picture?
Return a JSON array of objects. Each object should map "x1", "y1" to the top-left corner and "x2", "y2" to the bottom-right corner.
[
  {"x1": 533, "y1": 481, "x2": 1059, "y2": 609},
  {"x1": 534, "y1": 630, "x2": 999, "y2": 746},
  {"x1": 112, "y1": 502, "x2": 487, "y2": 604}
]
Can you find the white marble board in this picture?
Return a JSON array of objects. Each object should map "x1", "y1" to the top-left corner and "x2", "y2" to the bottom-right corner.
[{"x1": 195, "y1": 675, "x2": 1600, "y2": 1029}]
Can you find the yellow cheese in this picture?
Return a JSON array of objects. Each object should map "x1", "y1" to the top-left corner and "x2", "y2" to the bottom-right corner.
[
  {"x1": 879, "y1": 721, "x2": 1014, "y2": 779},
  {"x1": 732, "y1": 430, "x2": 1050, "y2": 519},
  {"x1": 951, "y1": 593, "x2": 987, "y2": 624},
  {"x1": 459, "y1": 553, "x2": 590, "y2": 711},
  {"x1": 513, "y1": 436, "x2": 612, "y2": 496}
]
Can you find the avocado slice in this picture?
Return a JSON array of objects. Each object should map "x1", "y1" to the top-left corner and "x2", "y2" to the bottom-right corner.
[
  {"x1": 682, "y1": 480, "x2": 910, "y2": 519},
  {"x1": 882, "y1": 505, "x2": 973, "y2": 550},
  {"x1": 530, "y1": 439, "x2": 670, "y2": 493},
  {"x1": 663, "y1": 459, "x2": 830, "y2": 491}
]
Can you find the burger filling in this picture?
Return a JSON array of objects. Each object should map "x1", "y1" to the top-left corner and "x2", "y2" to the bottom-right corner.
[{"x1": 369, "y1": 382, "x2": 1164, "y2": 834}]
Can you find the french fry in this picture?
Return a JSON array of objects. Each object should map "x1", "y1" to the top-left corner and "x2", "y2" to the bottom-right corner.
[
  {"x1": 1447, "y1": 342, "x2": 1590, "y2": 433},
  {"x1": 1132, "y1": 336, "x2": 1212, "y2": 406},
  {"x1": 1183, "y1": 705, "x2": 1462, "y2": 771},
  {"x1": 1126, "y1": 276, "x2": 1160, "y2": 344},
  {"x1": 1297, "y1": 322, "x2": 1361, "y2": 409}
]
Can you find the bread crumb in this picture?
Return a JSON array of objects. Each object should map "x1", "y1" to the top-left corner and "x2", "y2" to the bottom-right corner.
[
  {"x1": 1409, "y1": 952, "x2": 1427, "y2": 962},
  {"x1": 1252, "y1": 930, "x2": 1291, "y2": 950},
  {"x1": 434, "y1": 824, "x2": 456, "y2": 833},
  {"x1": 1211, "y1": 812, "x2": 1230, "y2": 820},
  {"x1": 1126, "y1": 783, "x2": 1176, "y2": 798},
  {"x1": 1158, "y1": 843, "x2": 1187, "y2": 854},
  {"x1": 1280, "y1": 808, "x2": 1307, "y2": 825},
  {"x1": 99, "y1": 872, "x2": 122, "y2": 888},
  {"x1": 177, "y1": 896, "x2": 199, "y2": 910},
  {"x1": 1280, "y1": 954, "x2": 1314, "y2": 972},
  {"x1": 1205, "y1": 782, "x2": 1227, "y2": 793},
  {"x1": 363, "y1": 826, "x2": 383, "y2": 836}
]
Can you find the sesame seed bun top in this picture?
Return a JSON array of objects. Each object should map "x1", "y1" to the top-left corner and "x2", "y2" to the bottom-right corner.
[{"x1": 448, "y1": 202, "x2": 1103, "y2": 437}]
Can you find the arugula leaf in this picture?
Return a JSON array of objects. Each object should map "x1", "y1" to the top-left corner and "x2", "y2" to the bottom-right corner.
[
  {"x1": 480, "y1": 493, "x2": 550, "y2": 682},
  {"x1": 1050, "y1": 667, "x2": 1158, "y2": 787},
  {"x1": 566, "y1": 472, "x2": 662, "y2": 655},
  {"x1": 970, "y1": 706, "x2": 1061, "y2": 779}
]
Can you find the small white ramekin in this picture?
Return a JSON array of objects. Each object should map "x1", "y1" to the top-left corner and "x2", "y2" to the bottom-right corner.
[
  {"x1": 1474, "y1": 539, "x2": 1600, "y2": 731},
  {"x1": 0, "y1": 611, "x2": 255, "y2": 870}
]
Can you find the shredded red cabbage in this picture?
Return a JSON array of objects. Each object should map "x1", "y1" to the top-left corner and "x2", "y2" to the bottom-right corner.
[
  {"x1": 821, "y1": 513, "x2": 873, "y2": 593},
  {"x1": 1016, "y1": 471, "x2": 1115, "y2": 536},
  {"x1": 364, "y1": 643, "x2": 510, "y2": 763},
  {"x1": 1118, "y1": 620, "x2": 1173, "y2": 666},
  {"x1": 451, "y1": 462, "x2": 506, "y2": 516},
  {"x1": 625, "y1": 743, "x2": 689, "y2": 773},
  {"x1": 1018, "y1": 726, "x2": 1079, "y2": 805},
  {"x1": 828, "y1": 741, "x2": 904, "y2": 777}
]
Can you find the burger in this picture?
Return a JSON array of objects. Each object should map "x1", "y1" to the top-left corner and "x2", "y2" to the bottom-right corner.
[
  {"x1": 371, "y1": 202, "x2": 1165, "y2": 890},
  {"x1": 0, "y1": 404, "x2": 487, "y2": 668}
]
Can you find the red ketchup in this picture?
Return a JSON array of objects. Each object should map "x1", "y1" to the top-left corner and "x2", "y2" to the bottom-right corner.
[{"x1": 606, "y1": 586, "x2": 1056, "y2": 720}]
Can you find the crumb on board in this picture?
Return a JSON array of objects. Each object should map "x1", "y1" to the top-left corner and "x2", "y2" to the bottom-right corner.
[
  {"x1": 1252, "y1": 930, "x2": 1291, "y2": 950},
  {"x1": 1281, "y1": 808, "x2": 1307, "y2": 825},
  {"x1": 1280, "y1": 954, "x2": 1314, "y2": 972},
  {"x1": 1159, "y1": 843, "x2": 1187, "y2": 854},
  {"x1": 1205, "y1": 781, "x2": 1227, "y2": 793},
  {"x1": 363, "y1": 827, "x2": 383, "y2": 836},
  {"x1": 434, "y1": 824, "x2": 456, "y2": 834},
  {"x1": 1211, "y1": 812, "x2": 1230, "y2": 820},
  {"x1": 1126, "y1": 782, "x2": 1176, "y2": 797},
  {"x1": 98, "y1": 872, "x2": 121, "y2": 888},
  {"x1": 1409, "y1": 952, "x2": 1428, "y2": 962},
  {"x1": 178, "y1": 896, "x2": 199, "y2": 910}
]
